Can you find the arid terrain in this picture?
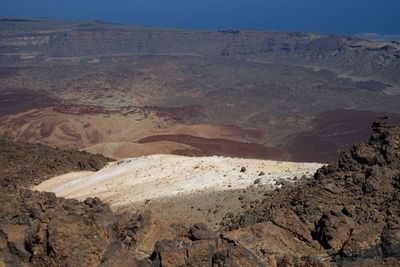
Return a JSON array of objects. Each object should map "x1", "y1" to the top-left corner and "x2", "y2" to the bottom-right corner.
[
  {"x1": 1, "y1": 18, "x2": 400, "y2": 266},
  {"x1": 34, "y1": 155, "x2": 323, "y2": 228},
  {"x1": 1, "y1": 116, "x2": 400, "y2": 266},
  {"x1": 1, "y1": 18, "x2": 400, "y2": 162}
]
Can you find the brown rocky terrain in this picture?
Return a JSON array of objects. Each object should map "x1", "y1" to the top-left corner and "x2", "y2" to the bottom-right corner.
[
  {"x1": 1, "y1": 18, "x2": 400, "y2": 265},
  {"x1": 1, "y1": 118, "x2": 399, "y2": 266},
  {"x1": 0, "y1": 138, "x2": 111, "y2": 188},
  {"x1": 218, "y1": 117, "x2": 400, "y2": 265},
  {"x1": 2, "y1": 17, "x2": 400, "y2": 267}
]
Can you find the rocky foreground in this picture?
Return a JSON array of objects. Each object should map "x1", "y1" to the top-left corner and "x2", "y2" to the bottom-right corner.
[{"x1": 0, "y1": 118, "x2": 400, "y2": 266}]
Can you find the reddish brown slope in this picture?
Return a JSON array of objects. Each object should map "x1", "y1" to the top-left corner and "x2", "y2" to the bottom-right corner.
[
  {"x1": 0, "y1": 87, "x2": 60, "y2": 116},
  {"x1": 285, "y1": 109, "x2": 400, "y2": 163},
  {"x1": 138, "y1": 134, "x2": 284, "y2": 160}
]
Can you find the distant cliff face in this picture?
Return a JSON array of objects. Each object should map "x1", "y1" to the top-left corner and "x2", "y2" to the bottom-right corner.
[{"x1": 1, "y1": 19, "x2": 399, "y2": 84}]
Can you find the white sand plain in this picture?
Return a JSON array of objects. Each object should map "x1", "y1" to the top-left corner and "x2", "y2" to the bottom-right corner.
[{"x1": 34, "y1": 155, "x2": 324, "y2": 209}]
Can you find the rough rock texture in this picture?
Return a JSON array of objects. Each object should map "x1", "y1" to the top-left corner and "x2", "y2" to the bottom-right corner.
[
  {"x1": 220, "y1": 117, "x2": 400, "y2": 265},
  {"x1": 0, "y1": 187, "x2": 157, "y2": 266},
  {"x1": 0, "y1": 140, "x2": 150, "y2": 266},
  {"x1": 150, "y1": 224, "x2": 265, "y2": 267},
  {"x1": 0, "y1": 138, "x2": 111, "y2": 187},
  {"x1": 1, "y1": 118, "x2": 400, "y2": 266}
]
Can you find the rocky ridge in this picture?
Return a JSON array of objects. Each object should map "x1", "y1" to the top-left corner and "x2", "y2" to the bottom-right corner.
[
  {"x1": 218, "y1": 117, "x2": 400, "y2": 265},
  {"x1": 0, "y1": 138, "x2": 111, "y2": 188}
]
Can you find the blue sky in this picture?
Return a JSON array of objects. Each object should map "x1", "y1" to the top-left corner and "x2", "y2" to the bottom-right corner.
[{"x1": 1, "y1": 0, "x2": 399, "y2": 35}]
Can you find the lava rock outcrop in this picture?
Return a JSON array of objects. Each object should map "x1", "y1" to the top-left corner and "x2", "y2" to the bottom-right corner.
[
  {"x1": 0, "y1": 138, "x2": 111, "y2": 188},
  {"x1": 219, "y1": 117, "x2": 400, "y2": 265}
]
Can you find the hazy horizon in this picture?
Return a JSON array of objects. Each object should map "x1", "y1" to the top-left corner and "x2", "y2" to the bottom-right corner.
[{"x1": 1, "y1": 0, "x2": 399, "y2": 36}]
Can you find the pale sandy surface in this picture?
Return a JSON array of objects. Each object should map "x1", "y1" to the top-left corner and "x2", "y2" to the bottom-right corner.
[{"x1": 34, "y1": 155, "x2": 324, "y2": 210}]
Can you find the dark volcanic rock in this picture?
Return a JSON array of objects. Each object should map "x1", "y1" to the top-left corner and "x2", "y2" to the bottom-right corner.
[
  {"x1": 0, "y1": 187, "x2": 156, "y2": 267},
  {"x1": 189, "y1": 223, "x2": 216, "y2": 241},
  {"x1": 0, "y1": 139, "x2": 151, "y2": 266},
  {"x1": 113, "y1": 210, "x2": 152, "y2": 248},
  {"x1": 0, "y1": 189, "x2": 113, "y2": 266},
  {"x1": 150, "y1": 236, "x2": 264, "y2": 267},
  {"x1": 0, "y1": 138, "x2": 112, "y2": 188},
  {"x1": 220, "y1": 117, "x2": 400, "y2": 265}
]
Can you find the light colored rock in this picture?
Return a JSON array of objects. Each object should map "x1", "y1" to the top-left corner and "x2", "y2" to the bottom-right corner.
[{"x1": 34, "y1": 155, "x2": 324, "y2": 209}]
